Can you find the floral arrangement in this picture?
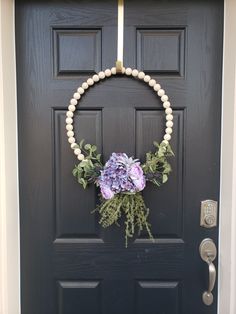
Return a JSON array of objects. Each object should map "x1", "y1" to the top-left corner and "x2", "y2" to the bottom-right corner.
[
  {"x1": 72, "y1": 140, "x2": 174, "y2": 247},
  {"x1": 66, "y1": 67, "x2": 175, "y2": 246}
]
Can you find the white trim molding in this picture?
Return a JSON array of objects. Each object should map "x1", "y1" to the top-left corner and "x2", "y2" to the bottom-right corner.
[
  {"x1": 219, "y1": 0, "x2": 236, "y2": 312},
  {"x1": 0, "y1": 0, "x2": 20, "y2": 314},
  {"x1": 0, "y1": 1, "x2": 236, "y2": 314}
]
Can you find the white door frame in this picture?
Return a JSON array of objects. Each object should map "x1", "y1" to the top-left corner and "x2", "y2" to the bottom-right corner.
[
  {"x1": 218, "y1": 0, "x2": 236, "y2": 312},
  {"x1": 0, "y1": 1, "x2": 20, "y2": 314},
  {"x1": 0, "y1": 0, "x2": 235, "y2": 313}
]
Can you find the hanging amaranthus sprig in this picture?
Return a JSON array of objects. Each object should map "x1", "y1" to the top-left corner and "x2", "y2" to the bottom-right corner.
[{"x1": 94, "y1": 192, "x2": 153, "y2": 247}]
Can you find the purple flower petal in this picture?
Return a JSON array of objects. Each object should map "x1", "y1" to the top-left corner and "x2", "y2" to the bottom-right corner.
[
  {"x1": 100, "y1": 185, "x2": 114, "y2": 199},
  {"x1": 98, "y1": 152, "x2": 146, "y2": 198}
]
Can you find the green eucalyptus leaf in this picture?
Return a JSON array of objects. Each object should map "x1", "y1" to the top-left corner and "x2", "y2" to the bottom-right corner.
[
  {"x1": 79, "y1": 139, "x2": 85, "y2": 148},
  {"x1": 91, "y1": 145, "x2": 97, "y2": 152},
  {"x1": 78, "y1": 177, "x2": 87, "y2": 189},
  {"x1": 84, "y1": 144, "x2": 91, "y2": 150},
  {"x1": 72, "y1": 168, "x2": 78, "y2": 176},
  {"x1": 88, "y1": 160, "x2": 94, "y2": 167},
  {"x1": 162, "y1": 174, "x2": 168, "y2": 183}
]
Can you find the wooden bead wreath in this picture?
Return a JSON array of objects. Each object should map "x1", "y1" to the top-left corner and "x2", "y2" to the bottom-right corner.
[{"x1": 66, "y1": 67, "x2": 174, "y2": 247}]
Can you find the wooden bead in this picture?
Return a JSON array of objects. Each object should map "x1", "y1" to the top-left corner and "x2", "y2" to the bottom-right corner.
[
  {"x1": 68, "y1": 104, "x2": 76, "y2": 112},
  {"x1": 132, "y1": 69, "x2": 139, "y2": 77},
  {"x1": 77, "y1": 153, "x2": 85, "y2": 160},
  {"x1": 87, "y1": 78, "x2": 94, "y2": 86},
  {"x1": 164, "y1": 134, "x2": 171, "y2": 141},
  {"x1": 161, "y1": 95, "x2": 169, "y2": 102},
  {"x1": 162, "y1": 139, "x2": 169, "y2": 146},
  {"x1": 166, "y1": 121, "x2": 174, "y2": 128},
  {"x1": 66, "y1": 111, "x2": 73, "y2": 118},
  {"x1": 125, "y1": 68, "x2": 132, "y2": 75},
  {"x1": 74, "y1": 148, "x2": 81, "y2": 155},
  {"x1": 73, "y1": 93, "x2": 81, "y2": 100},
  {"x1": 138, "y1": 71, "x2": 145, "y2": 79},
  {"x1": 68, "y1": 137, "x2": 75, "y2": 144},
  {"x1": 166, "y1": 114, "x2": 173, "y2": 121},
  {"x1": 98, "y1": 71, "x2": 105, "y2": 79},
  {"x1": 105, "y1": 69, "x2": 112, "y2": 77},
  {"x1": 158, "y1": 89, "x2": 165, "y2": 97},
  {"x1": 165, "y1": 108, "x2": 173, "y2": 115},
  {"x1": 66, "y1": 124, "x2": 73, "y2": 131},
  {"x1": 82, "y1": 82, "x2": 89, "y2": 89},
  {"x1": 154, "y1": 84, "x2": 161, "y2": 91},
  {"x1": 92, "y1": 74, "x2": 99, "y2": 82},
  {"x1": 67, "y1": 131, "x2": 74, "y2": 137},
  {"x1": 77, "y1": 87, "x2": 84, "y2": 94},
  {"x1": 66, "y1": 117, "x2": 73, "y2": 124},
  {"x1": 111, "y1": 67, "x2": 117, "y2": 75},
  {"x1": 149, "y1": 79, "x2": 156, "y2": 87},
  {"x1": 163, "y1": 101, "x2": 170, "y2": 109},
  {"x1": 165, "y1": 127, "x2": 173, "y2": 134},
  {"x1": 70, "y1": 98, "x2": 77, "y2": 106},
  {"x1": 71, "y1": 143, "x2": 77, "y2": 149},
  {"x1": 144, "y1": 75, "x2": 151, "y2": 82}
]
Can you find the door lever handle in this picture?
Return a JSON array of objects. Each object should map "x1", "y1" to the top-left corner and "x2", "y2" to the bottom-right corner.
[
  {"x1": 204, "y1": 259, "x2": 216, "y2": 304},
  {"x1": 199, "y1": 238, "x2": 217, "y2": 306}
]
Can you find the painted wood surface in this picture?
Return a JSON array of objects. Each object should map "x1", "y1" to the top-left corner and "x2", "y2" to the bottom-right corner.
[{"x1": 16, "y1": 0, "x2": 223, "y2": 313}]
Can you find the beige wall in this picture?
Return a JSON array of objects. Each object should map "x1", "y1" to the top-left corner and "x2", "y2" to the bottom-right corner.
[{"x1": 0, "y1": 0, "x2": 235, "y2": 313}]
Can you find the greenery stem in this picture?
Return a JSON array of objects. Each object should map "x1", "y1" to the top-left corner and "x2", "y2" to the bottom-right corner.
[{"x1": 93, "y1": 193, "x2": 153, "y2": 247}]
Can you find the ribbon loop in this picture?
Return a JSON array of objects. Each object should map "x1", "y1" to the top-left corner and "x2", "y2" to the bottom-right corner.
[{"x1": 116, "y1": 0, "x2": 124, "y2": 72}]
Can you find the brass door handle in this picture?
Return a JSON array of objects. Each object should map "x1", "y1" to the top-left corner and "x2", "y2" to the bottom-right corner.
[{"x1": 199, "y1": 238, "x2": 217, "y2": 306}]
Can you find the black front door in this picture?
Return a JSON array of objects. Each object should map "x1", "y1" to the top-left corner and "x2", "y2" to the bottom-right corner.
[{"x1": 16, "y1": 0, "x2": 223, "y2": 313}]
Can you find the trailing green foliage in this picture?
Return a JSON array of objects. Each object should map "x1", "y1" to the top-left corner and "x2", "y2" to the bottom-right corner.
[
  {"x1": 142, "y1": 141, "x2": 174, "y2": 187},
  {"x1": 72, "y1": 140, "x2": 102, "y2": 188},
  {"x1": 93, "y1": 193, "x2": 153, "y2": 247},
  {"x1": 72, "y1": 139, "x2": 174, "y2": 247}
]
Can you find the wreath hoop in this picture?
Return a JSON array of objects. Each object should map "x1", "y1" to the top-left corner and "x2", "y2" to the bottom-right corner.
[
  {"x1": 66, "y1": 67, "x2": 173, "y2": 151},
  {"x1": 65, "y1": 67, "x2": 174, "y2": 247}
]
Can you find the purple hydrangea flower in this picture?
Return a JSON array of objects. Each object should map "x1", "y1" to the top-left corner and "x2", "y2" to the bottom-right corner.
[{"x1": 98, "y1": 153, "x2": 146, "y2": 199}]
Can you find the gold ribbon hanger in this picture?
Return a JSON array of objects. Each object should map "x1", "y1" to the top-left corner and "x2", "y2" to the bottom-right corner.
[{"x1": 116, "y1": 0, "x2": 124, "y2": 73}]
